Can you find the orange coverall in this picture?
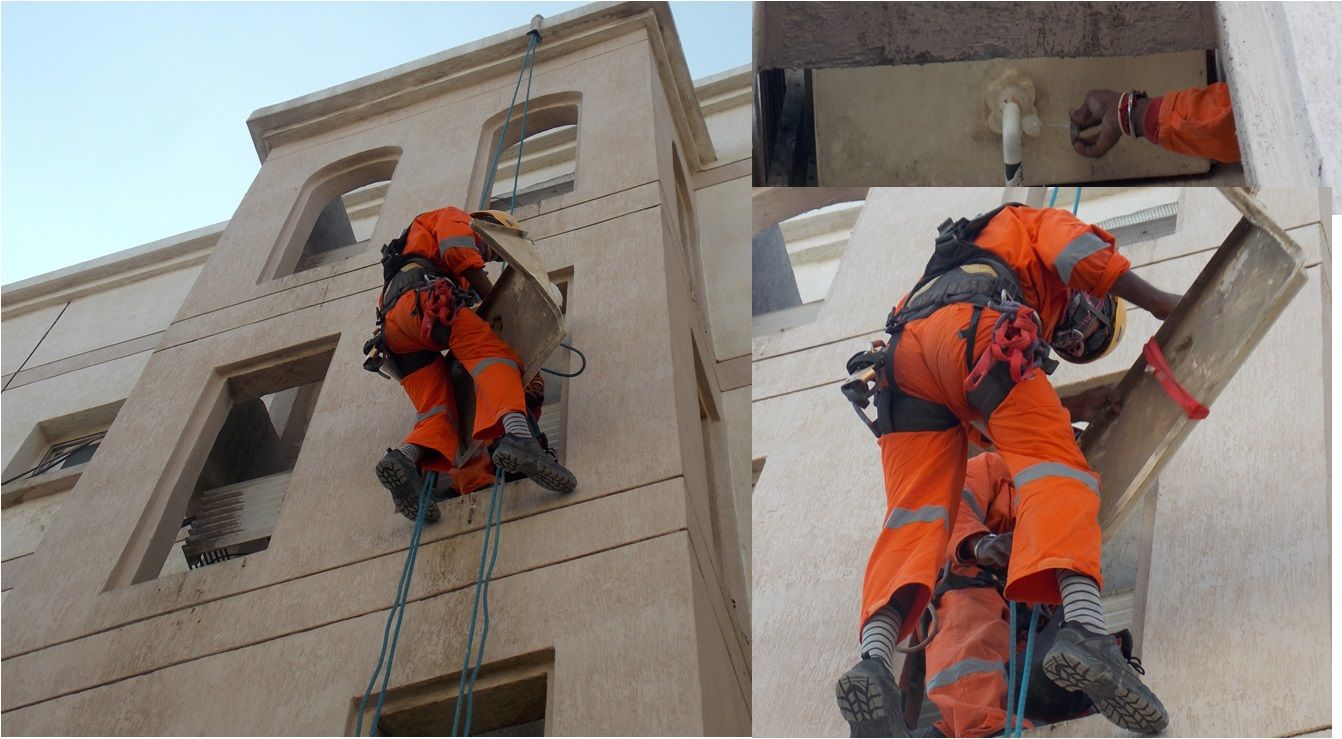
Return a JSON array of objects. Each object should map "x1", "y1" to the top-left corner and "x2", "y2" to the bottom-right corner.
[
  {"x1": 925, "y1": 452, "x2": 1023, "y2": 738},
  {"x1": 381, "y1": 206, "x2": 528, "y2": 493},
  {"x1": 1151, "y1": 82, "x2": 1241, "y2": 163},
  {"x1": 861, "y1": 205, "x2": 1126, "y2": 642}
]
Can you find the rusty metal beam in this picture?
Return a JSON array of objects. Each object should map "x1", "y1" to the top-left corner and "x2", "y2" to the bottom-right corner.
[{"x1": 1081, "y1": 189, "x2": 1307, "y2": 538}]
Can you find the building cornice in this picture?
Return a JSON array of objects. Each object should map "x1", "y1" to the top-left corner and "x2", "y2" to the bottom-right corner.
[{"x1": 246, "y1": 2, "x2": 717, "y2": 168}]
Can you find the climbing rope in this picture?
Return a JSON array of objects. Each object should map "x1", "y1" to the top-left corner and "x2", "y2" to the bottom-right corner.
[
  {"x1": 1002, "y1": 603, "x2": 1042, "y2": 737},
  {"x1": 478, "y1": 30, "x2": 541, "y2": 212},
  {"x1": 356, "y1": 471, "x2": 438, "y2": 736},
  {"x1": 451, "y1": 472, "x2": 507, "y2": 736}
]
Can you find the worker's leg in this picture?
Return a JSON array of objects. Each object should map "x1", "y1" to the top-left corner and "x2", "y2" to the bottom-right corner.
[
  {"x1": 861, "y1": 427, "x2": 968, "y2": 640},
  {"x1": 446, "y1": 308, "x2": 527, "y2": 440},
  {"x1": 983, "y1": 375, "x2": 1167, "y2": 733},
  {"x1": 980, "y1": 374, "x2": 1101, "y2": 605},
  {"x1": 448, "y1": 308, "x2": 577, "y2": 494},
  {"x1": 925, "y1": 585, "x2": 1018, "y2": 738}
]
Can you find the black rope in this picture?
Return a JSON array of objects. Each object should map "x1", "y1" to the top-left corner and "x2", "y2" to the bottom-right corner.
[
  {"x1": 2, "y1": 435, "x2": 102, "y2": 486},
  {"x1": 540, "y1": 342, "x2": 587, "y2": 378}
]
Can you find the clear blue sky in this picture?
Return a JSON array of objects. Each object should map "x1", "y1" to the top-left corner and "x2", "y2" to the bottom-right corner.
[{"x1": 0, "y1": 1, "x2": 750, "y2": 284}]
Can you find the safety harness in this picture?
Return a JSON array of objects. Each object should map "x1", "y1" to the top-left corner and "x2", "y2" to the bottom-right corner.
[{"x1": 842, "y1": 204, "x2": 1059, "y2": 437}]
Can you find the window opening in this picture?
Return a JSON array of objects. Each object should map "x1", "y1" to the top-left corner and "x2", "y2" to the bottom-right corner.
[
  {"x1": 4, "y1": 431, "x2": 106, "y2": 485},
  {"x1": 752, "y1": 199, "x2": 864, "y2": 334},
  {"x1": 295, "y1": 178, "x2": 391, "y2": 272},
  {"x1": 478, "y1": 99, "x2": 579, "y2": 213},
  {"x1": 157, "y1": 348, "x2": 333, "y2": 575},
  {"x1": 356, "y1": 653, "x2": 553, "y2": 737}
]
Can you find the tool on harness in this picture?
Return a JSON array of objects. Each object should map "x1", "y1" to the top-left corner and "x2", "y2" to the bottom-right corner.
[
  {"x1": 417, "y1": 275, "x2": 478, "y2": 344},
  {"x1": 1142, "y1": 337, "x2": 1209, "y2": 419}
]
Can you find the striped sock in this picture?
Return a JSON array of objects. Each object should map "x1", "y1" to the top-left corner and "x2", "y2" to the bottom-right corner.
[
  {"x1": 859, "y1": 603, "x2": 903, "y2": 674},
  {"x1": 397, "y1": 443, "x2": 423, "y2": 464},
  {"x1": 501, "y1": 412, "x2": 533, "y2": 439},
  {"x1": 1058, "y1": 570, "x2": 1107, "y2": 633}
]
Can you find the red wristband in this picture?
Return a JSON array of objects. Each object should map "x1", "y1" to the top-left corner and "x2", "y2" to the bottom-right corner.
[{"x1": 1143, "y1": 95, "x2": 1163, "y2": 144}]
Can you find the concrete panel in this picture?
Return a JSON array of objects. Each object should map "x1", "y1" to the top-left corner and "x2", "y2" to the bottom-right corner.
[
  {"x1": 24, "y1": 266, "x2": 201, "y2": 369},
  {"x1": 1, "y1": 304, "x2": 65, "y2": 377},
  {"x1": 1084, "y1": 215, "x2": 1307, "y2": 534},
  {"x1": 1217, "y1": 2, "x2": 1342, "y2": 204},
  {"x1": 755, "y1": 2, "x2": 1217, "y2": 70},
  {"x1": 1137, "y1": 269, "x2": 1330, "y2": 736},
  {"x1": 0, "y1": 351, "x2": 150, "y2": 473},
  {"x1": 813, "y1": 53, "x2": 1210, "y2": 186},
  {"x1": 0, "y1": 479, "x2": 685, "y2": 712},
  {"x1": 0, "y1": 533, "x2": 726, "y2": 736},
  {"x1": 696, "y1": 177, "x2": 752, "y2": 361},
  {"x1": 1, "y1": 493, "x2": 66, "y2": 562}
]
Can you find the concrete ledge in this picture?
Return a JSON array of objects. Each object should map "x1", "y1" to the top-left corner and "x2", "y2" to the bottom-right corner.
[
  {"x1": 755, "y1": 1, "x2": 1217, "y2": 70},
  {"x1": 246, "y1": 2, "x2": 716, "y2": 168}
]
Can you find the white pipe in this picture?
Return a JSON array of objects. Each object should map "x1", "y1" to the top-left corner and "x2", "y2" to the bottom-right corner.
[{"x1": 1002, "y1": 100, "x2": 1023, "y2": 186}]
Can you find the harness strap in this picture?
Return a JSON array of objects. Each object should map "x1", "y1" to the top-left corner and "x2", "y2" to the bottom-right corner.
[{"x1": 1142, "y1": 337, "x2": 1209, "y2": 419}]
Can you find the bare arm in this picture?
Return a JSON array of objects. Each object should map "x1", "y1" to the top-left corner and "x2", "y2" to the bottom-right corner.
[
  {"x1": 463, "y1": 267, "x2": 493, "y2": 301},
  {"x1": 1110, "y1": 270, "x2": 1181, "y2": 320}
]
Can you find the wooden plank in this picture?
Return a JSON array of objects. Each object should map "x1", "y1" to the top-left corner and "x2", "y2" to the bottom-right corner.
[{"x1": 1081, "y1": 191, "x2": 1307, "y2": 539}]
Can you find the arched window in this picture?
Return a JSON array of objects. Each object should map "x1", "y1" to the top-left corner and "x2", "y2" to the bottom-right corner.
[
  {"x1": 265, "y1": 147, "x2": 401, "y2": 280},
  {"x1": 473, "y1": 94, "x2": 580, "y2": 213}
]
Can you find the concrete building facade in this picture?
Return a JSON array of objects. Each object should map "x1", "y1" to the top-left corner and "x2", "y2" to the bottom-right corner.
[
  {"x1": 1, "y1": 4, "x2": 752, "y2": 734},
  {"x1": 751, "y1": 187, "x2": 1331, "y2": 736}
]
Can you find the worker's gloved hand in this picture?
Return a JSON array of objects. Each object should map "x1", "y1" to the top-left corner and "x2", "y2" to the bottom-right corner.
[
  {"x1": 1070, "y1": 90, "x2": 1123, "y2": 158},
  {"x1": 1063, "y1": 385, "x2": 1122, "y2": 423},
  {"x1": 973, "y1": 532, "x2": 1013, "y2": 569}
]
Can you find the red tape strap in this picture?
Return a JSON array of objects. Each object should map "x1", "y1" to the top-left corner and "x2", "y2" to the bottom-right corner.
[{"x1": 1142, "y1": 337, "x2": 1209, "y2": 420}]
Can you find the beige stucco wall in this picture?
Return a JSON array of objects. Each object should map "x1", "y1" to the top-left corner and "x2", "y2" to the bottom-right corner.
[
  {"x1": 1, "y1": 3, "x2": 750, "y2": 734},
  {"x1": 751, "y1": 187, "x2": 1331, "y2": 737}
]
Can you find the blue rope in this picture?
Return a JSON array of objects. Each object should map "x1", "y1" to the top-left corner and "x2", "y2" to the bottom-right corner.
[
  {"x1": 1072, "y1": 186, "x2": 1082, "y2": 216},
  {"x1": 450, "y1": 473, "x2": 508, "y2": 737},
  {"x1": 508, "y1": 35, "x2": 540, "y2": 215},
  {"x1": 356, "y1": 470, "x2": 438, "y2": 737},
  {"x1": 1047, "y1": 186, "x2": 1060, "y2": 208},
  {"x1": 1012, "y1": 605, "x2": 1042, "y2": 737},
  {"x1": 478, "y1": 32, "x2": 541, "y2": 211},
  {"x1": 1005, "y1": 603, "x2": 1018, "y2": 736}
]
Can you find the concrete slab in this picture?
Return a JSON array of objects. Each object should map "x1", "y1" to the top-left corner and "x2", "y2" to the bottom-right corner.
[
  {"x1": 813, "y1": 52, "x2": 1211, "y2": 186},
  {"x1": 1081, "y1": 204, "x2": 1308, "y2": 536}
]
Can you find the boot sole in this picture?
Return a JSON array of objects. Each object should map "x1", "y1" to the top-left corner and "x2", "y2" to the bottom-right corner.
[
  {"x1": 376, "y1": 458, "x2": 440, "y2": 524},
  {"x1": 492, "y1": 444, "x2": 577, "y2": 494},
  {"x1": 835, "y1": 672, "x2": 899, "y2": 738},
  {"x1": 1043, "y1": 649, "x2": 1168, "y2": 733}
]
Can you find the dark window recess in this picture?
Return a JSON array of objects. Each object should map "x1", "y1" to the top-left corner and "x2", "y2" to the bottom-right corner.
[
  {"x1": 485, "y1": 106, "x2": 577, "y2": 211},
  {"x1": 176, "y1": 350, "x2": 333, "y2": 571},
  {"x1": 296, "y1": 179, "x2": 390, "y2": 272},
  {"x1": 32, "y1": 432, "x2": 105, "y2": 476},
  {"x1": 376, "y1": 674, "x2": 547, "y2": 737}
]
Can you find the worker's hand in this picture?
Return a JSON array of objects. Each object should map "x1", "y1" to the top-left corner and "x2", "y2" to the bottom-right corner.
[
  {"x1": 973, "y1": 532, "x2": 1013, "y2": 569},
  {"x1": 1063, "y1": 384, "x2": 1122, "y2": 423},
  {"x1": 1070, "y1": 90, "x2": 1123, "y2": 158}
]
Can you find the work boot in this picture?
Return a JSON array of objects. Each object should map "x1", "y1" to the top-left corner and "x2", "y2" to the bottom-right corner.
[
  {"x1": 1042, "y1": 621, "x2": 1169, "y2": 734},
  {"x1": 834, "y1": 656, "x2": 910, "y2": 738},
  {"x1": 375, "y1": 448, "x2": 440, "y2": 524},
  {"x1": 491, "y1": 434, "x2": 577, "y2": 494}
]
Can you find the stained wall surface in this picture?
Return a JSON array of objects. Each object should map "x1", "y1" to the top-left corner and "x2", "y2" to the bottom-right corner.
[
  {"x1": 751, "y1": 187, "x2": 1331, "y2": 737},
  {"x1": 1, "y1": 4, "x2": 751, "y2": 734},
  {"x1": 812, "y1": 53, "x2": 1211, "y2": 186}
]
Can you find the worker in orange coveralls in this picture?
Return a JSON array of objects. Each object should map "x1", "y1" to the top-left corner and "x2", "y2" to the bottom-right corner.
[
  {"x1": 372, "y1": 206, "x2": 576, "y2": 523},
  {"x1": 1070, "y1": 82, "x2": 1240, "y2": 163},
  {"x1": 834, "y1": 204, "x2": 1181, "y2": 737}
]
